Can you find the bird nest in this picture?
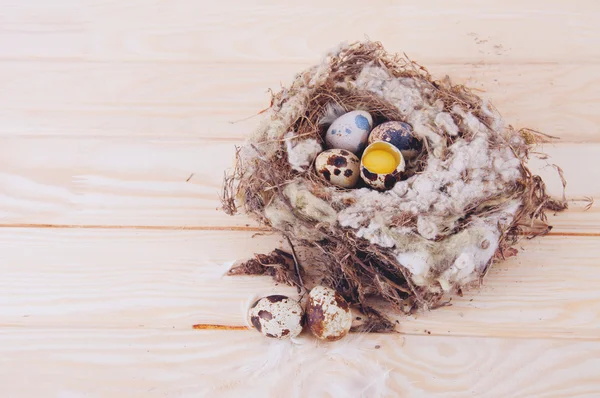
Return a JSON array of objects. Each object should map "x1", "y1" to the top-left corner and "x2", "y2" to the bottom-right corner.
[{"x1": 221, "y1": 41, "x2": 566, "y2": 331}]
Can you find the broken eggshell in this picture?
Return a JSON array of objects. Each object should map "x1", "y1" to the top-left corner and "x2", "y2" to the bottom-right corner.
[
  {"x1": 360, "y1": 141, "x2": 406, "y2": 190},
  {"x1": 306, "y1": 286, "x2": 353, "y2": 341},
  {"x1": 248, "y1": 295, "x2": 304, "y2": 339},
  {"x1": 325, "y1": 110, "x2": 373, "y2": 154},
  {"x1": 314, "y1": 149, "x2": 360, "y2": 188}
]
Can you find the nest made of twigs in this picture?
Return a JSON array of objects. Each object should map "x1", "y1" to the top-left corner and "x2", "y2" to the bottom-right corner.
[{"x1": 221, "y1": 41, "x2": 566, "y2": 329}]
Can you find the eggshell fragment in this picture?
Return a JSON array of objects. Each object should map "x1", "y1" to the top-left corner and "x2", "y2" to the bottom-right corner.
[
  {"x1": 314, "y1": 149, "x2": 360, "y2": 188},
  {"x1": 306, "y1": 286, "x2": 353, "y2": 341},
  {"x1": 248, "y1": 295, "x2": 304, "y2": 339},
  {"x1": 325, "y1": 111, "x2": 373, "y2": 154}
]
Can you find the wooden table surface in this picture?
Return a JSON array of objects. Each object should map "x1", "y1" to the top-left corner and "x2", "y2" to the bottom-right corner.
[{"x1": 1, "y1": 1, "x2": 599, "y2": 396}]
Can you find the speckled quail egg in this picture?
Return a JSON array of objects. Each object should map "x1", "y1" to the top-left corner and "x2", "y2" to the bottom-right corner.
[
  {"x1": 248, "y1": 295, "x2": 304, "y2": 339},
  {"x1": 325, "y1": 111, "x2": 373, "y2": 154},
  {"x1": 306, "y1": 286, "x2": 353, "y2": 341},
  {"x1": 368, "y1": 121, "x2": 422, "y2": 159},
  {"x1": 314, "y1": 149, "x2": 360, "y2": 188}
]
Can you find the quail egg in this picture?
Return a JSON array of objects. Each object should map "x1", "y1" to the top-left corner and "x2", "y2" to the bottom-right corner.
[
  {"x1": 248, "y1": 295, "x2": 304, "y2": 339},
  {"x1": 325, "y1": 111, "x2": 373, "y2": 154},
  {"x1": 306, "y1": 286, "x2": 353, "y2": 341},
  {"x1": 314, "y1": 149, "x2": 360, "y2": 188},
  {"x1": 368, "y1": 121, "x2": 422, "y2": 159},
  {"x1": 360, "y1": 141, "x2": 406, "y2": 190}
]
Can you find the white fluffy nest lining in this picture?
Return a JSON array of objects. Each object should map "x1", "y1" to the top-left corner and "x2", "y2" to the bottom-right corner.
[{"x1": 222, "y1": 41, "x2": 566, "y2": 327}]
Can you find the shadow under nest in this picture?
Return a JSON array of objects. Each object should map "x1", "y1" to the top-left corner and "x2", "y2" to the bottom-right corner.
[{"x1": 221, "y1": 41, "x2": 567, "y2": 332}]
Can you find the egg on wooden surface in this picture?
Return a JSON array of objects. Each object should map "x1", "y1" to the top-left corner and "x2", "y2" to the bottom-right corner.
[
  {"x1": 325, "y1": 111, "x2": 373, "y2": 154},
  {"x1": 306, "y1": 286, "x2": 353, "y2": 341},
  {"x1": 314, "y1": 149, "x2": 360, "y2": 188},
  {"x1": 360, "y1": 141, "x2": 406, "y2": 190},
  {"x1": 368, "y1": 121, "x2": 422, "y2": 159},
  {"x1": 248, "y1": 295, "x2": 304, "y2": 339}
]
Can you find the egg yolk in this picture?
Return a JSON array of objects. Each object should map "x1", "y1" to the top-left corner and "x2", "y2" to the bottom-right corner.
[{"x1": 362, "y1": 149, "x2": 397, "y2": 174}]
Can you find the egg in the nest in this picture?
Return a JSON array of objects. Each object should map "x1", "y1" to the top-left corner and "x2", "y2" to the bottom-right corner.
[
  {"x1": 325, "y1": 111, "x2": 373, "y2": 154},
  {"x1": 360, "y1": 141, "x2": 406, "y2": 190},
  {"x1": 248, "y1": 295, "x2": 304, "y2": 339},
  {"x1": 314, "y1": 149, "x2": 360, "y2": 188},
  {"x1": 306, "y1": 286, "x2": 353, "y2": 341},
  {"x1": 368, "y1": 121, "x2": 422, "y2": 159}
]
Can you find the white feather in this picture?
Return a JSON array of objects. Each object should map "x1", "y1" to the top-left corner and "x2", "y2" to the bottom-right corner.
[{"x1": 318, "y1": 102, "x2": 347, "y2": 126}]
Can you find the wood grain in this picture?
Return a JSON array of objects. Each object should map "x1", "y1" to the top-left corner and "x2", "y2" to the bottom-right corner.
[
  {"x1": 1, "y1": 0, "x2": 598, "y2": 64},
  {"x1": 1, "y1": 1, "x2": 599, "y2": 395},
  {"x1": 1, "y1": 228, "x2": 599, "y2": 340},
  {"x1": 0, "y1": 62, "x2": 598, "y2": 141},
  {"x1": 0, "y1": 328, "x2": 599, "y2": 397},
  {"x1": 0, "y1": 138, "x2": 596, "y2": 229}
]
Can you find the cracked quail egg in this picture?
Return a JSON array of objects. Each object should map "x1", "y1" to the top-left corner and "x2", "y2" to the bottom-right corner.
[
  {"x1": 360, "y1": 141, "x2": 406, "y2": 190},
  {"x1": 248, "y1": 295, "x2": 304, "y2": 339},
  {"x1": 306, "y1": 286, "x2": 353, "y2": 341},
  {"x1": 315, "y1": 149, "x2": 360, "y2": 188}
]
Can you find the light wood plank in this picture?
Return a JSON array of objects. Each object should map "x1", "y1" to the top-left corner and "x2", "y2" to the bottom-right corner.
[
  {"x1": 0, "y1": 62, "x2": 598, "y2": 141},
  {"x1": 0, "y1": 0, "x2": 598, "y2": 64},
  {"x1": 1, "y1": 229, "x2": 599, "y2": 340},
  {"x1": 0, "y1": 139, "x2": 596, "y2": 230},
  {"x1": 0, "y1": 328, "x2": 598, "y2": 397},
  {"x1": 1, "y1": 2, "x2": 598, "y2": 396},
  {"x1": 0, "y1": 138, "x2": 241, "y2": 227}
]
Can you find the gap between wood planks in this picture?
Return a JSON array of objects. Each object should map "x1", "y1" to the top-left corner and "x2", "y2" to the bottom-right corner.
[
  {"x1": 0, "y1": 223, "x2": 599, "y2": 237},
  {"x1": 2, "y1": 322, "x2": 598, "y2": 343},
  {"x1": 0, "y1": 223, "x2": 267, "y2": 232},
  {"x1": 188, "y1": 325, "x2": 600, "y2": 342}
]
